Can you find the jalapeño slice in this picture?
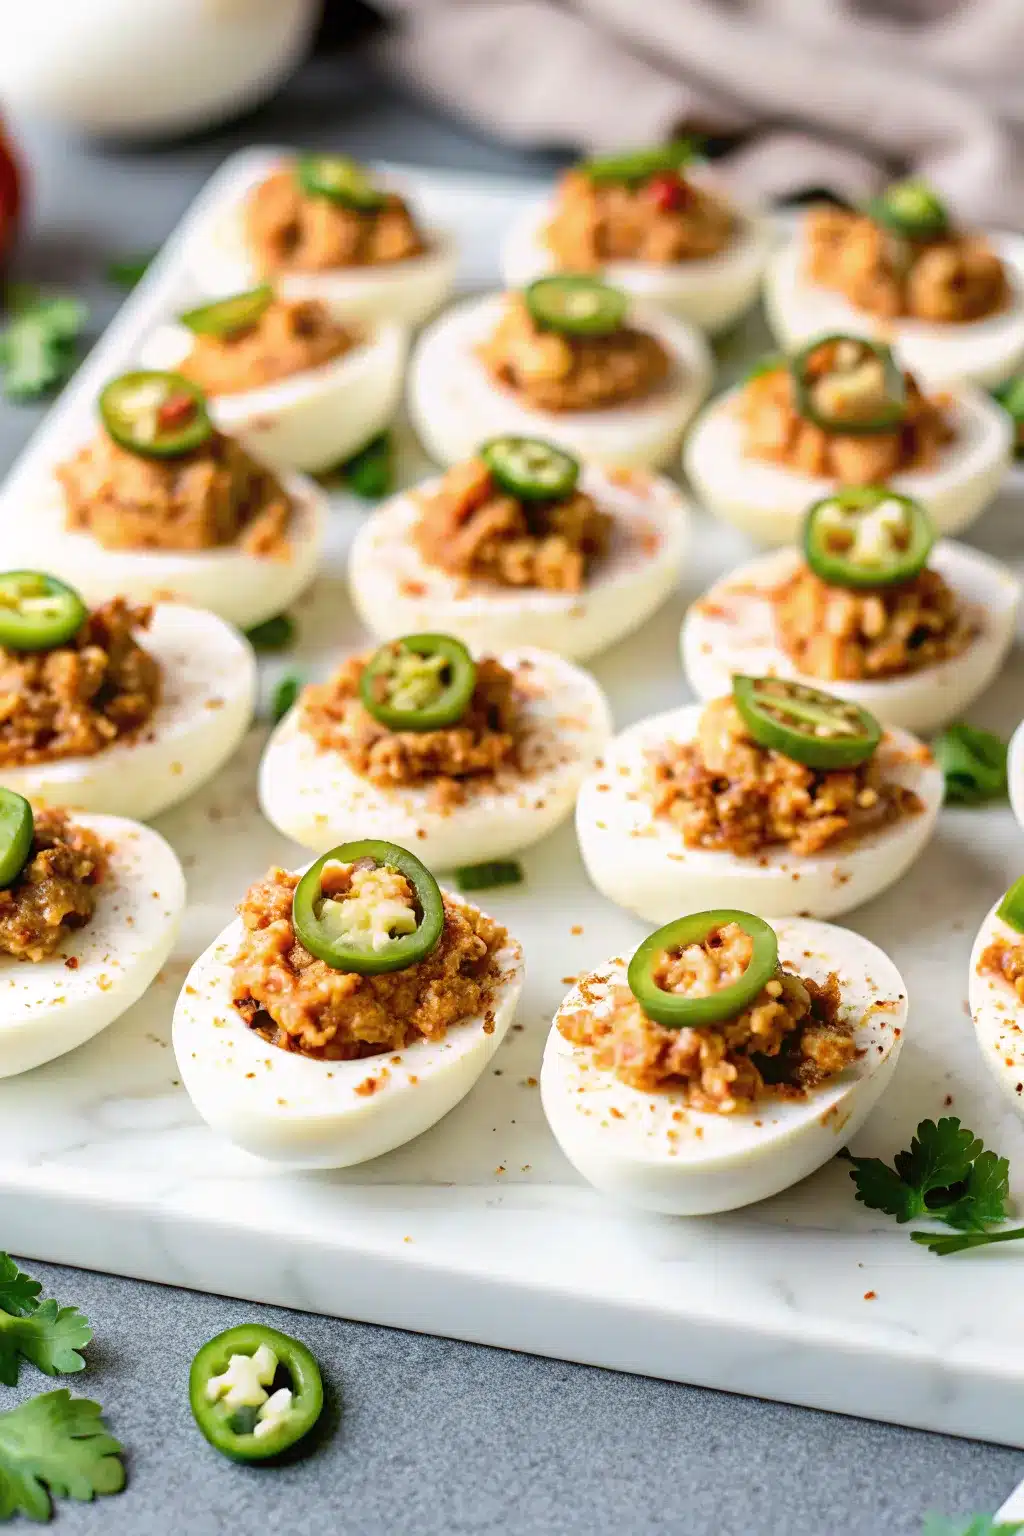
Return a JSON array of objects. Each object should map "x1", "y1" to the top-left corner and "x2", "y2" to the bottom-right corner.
[
  {"x1": 792, "y1": 334, "x2": 907, "y2": 435},
  {"x1": 296, "y1": 153, "x2": 387, "y2": 211},
  {"x1": 0, "y1": 571, "x2": 87, "y2": 652},
  {"x1": 803, "y1": 487, "x2": 935, "y2": 590},
  {"x1": 0, "y1": 790, "x2": 33, "y2": 889},
  {"x1": 480, "y1": 436, "x2": 580, "y2": 501},
  {"x1": 179, "y1": 284, "x2": 274, "y2": 338},
  {"x1": 524, "y1": 275, "x2": 628, "y2": 337},
  {"x1": 359, "y1": 634, "x2": 476, "y2": 732},
  {"x1": 579, "y1": 140, "x2": 696, "y2": 186},
  {"x1": 99, "y1": 370, "x2": 212, "y2": 458},
  {"x1": 628, "y1": 911, "x2": 779, "y2": 1029},
  {"x1": 866, "y1": 179, "x2": 949, "y2": 240},
  {"x1": 997, "y1": 876, "x2": 1024, "y2": 935},
  {"x1": 292, "y1": 839, "x2": 445, "y2": 975},
  {"x1": 189, "y1": 1324, "x2": 324, "y2": 1464},
  {"x1": 732, "y1": 676, "x2": 882, "y2": 770}
]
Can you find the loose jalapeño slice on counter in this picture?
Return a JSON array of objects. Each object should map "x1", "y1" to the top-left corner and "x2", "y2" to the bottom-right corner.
[
  {"x1": 866, "y1": 179, "x2": 949, "y2": 241},
  {"x1": 0, "y1": 570, "x2": 87, "y2": 651},
  {"x1": 189, "y1": 1324, "x2": 324, "y2": 1464},
  {"x1": 292, "y1": 839, "x2": 445, "y2": 975},
  {"x1": 480, "y1": 436, "x2": 580, "y2": 501},
  {"x1": 803, "y1": 487, "x2": 935, "y2": 589},
  {"x1": 179, "y1": 284, "x2": 274, "y2": 338},
  {"x1": 579, "y1": 140, "x2": 696, "y2": 186},
  {"x1": 628, "y1": 910, "x2": 779, "y2": 1029},
  {"x1": 359, "y1": 634, "x2": 477, "y2": 732},
  {"x1": 997, "y1": 876, "x2": 1024, "y2": 934},
  {"x1": 732, "y1": 676, "x2": 882, "y2": 770},
  {"x1": 99, "y1": 370, "x2": 213, "y2": 458},
  {"x1": 296, "y1": 153, "x2": 387, "y2": 211},
  {"x1": 791, "y1": 334, "x2": 906, "y2": 435},
  {"x1": 0, "y1": 790, "x2": 33, "y2": 890},
  {"x1": 524, "y1": 274, "x2": 628, "y2": 337}
]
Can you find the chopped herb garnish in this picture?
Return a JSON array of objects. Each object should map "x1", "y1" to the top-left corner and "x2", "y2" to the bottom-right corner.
[
  {"x1": 0, "y1": 295, "x2": 89, "y2": 402},
  {"x1": 104, "y1": 252, "x2": 156, "y2": 290},
  {"x1": 0, "y1": 1390, "x2": 125, "y2": 1522},
  {"x1": 340, "y1": 431, "x2": 394, "y2": 499},
  {"x1": 923, "y1": 1518, "x2": 1024, "y2": 1535},
  {"x1": 271, "y1": 674, "x2": 302, "y2": 723},
  {"x1": 244, "y1": 614, "x2": 295, "y2": 652},
  {"x1": 932, "y1": 724, "x2": 1007, "y2": 805},
  {"x1": 454, "y1": 860, "x2": 524, "y2": 892}
]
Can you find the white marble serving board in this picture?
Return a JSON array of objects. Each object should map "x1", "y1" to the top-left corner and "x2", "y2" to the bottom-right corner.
[{"x1": 2, "y1": 149, "x2": 1024, "y2": 1448}]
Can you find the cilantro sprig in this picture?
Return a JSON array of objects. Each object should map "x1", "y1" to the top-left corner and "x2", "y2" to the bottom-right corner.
[
  {"x1": 0, "y1": 1254, "x2": 91, "y2": 1388},
  {"x1": 0, "y1": 1391, "x2": 124, "y2": 1522},
  {"x1": 0, "y1": 290, "x2": 89, "y2": 402}
]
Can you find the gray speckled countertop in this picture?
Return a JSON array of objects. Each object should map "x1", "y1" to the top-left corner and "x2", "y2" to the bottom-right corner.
[{"x1": 0, "y1": 54, "x2": 1020, "y2": 1536}]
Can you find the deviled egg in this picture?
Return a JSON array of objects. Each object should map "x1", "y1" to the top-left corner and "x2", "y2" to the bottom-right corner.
[
  {"x1": 576, "y1": 678, "x2": 943, "y2": 923},
  {"x1": 969, "y1": 878, "x2": 1024, "y2": 1115},
  {"x1": 0, "y1": 572, "x2": 255, "y2": 819},
  {"x1": 348, "y1": 440, "x2": 690, "y2": 661},
  {"x1": 408, "y1": 276, "x2": 712, "y2": 470},
  {"x1": 0, "y1": 793, "x2": 186, "y2": 1078},
  {"x1": 4, "y1": 370, "x2": 326, "y2": 630},
  {"x1": 186, "y1": 152, "x2": 456, "y2": 328},
  {"x1": 764, "y1": 182, "x2": 1024, "y2": 389},
  {"x1": 684, "y1": 334, "x2": 1012, "y2": 545},
  {"x1": 681, "y1": 488, "x2": 1019, "y2": 734},
  {"x1": 260, "y1": 634, "x2": 612, "y2": 868},
  {"x1": 174, "y1": 840, "x2": 524, "y2": 1167},
  {"x1": 542, "y1": 909, "x2": 906, "y2": 1214},
  {"x1": 139, "y1": 285, "x2": 406, "y2": 473},
  {"x1": 500, "y1": 142, "x2": 772, "y2": 334}
]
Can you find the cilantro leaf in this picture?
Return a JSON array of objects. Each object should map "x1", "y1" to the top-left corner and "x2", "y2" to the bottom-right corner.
[
  {"x1": 941, "y1": 1149, "x2": 1011, "y2": 1231},
  {"x1": 0, "y1": 295, "x2": 88, "y2": 402},
  {"x1": 105, "y1": 252, "x2": 155, "y2": 290},
  {"x1": 0, "y1": 1256, "x2": 41, "y2": 1319},
  {"x1": 0, "y1": 1390, "x2": 124, "y2": 1522},
  {"x1": 271, "y1": 674, "x2": 302, "y2": 723},
  {"x1": 849, "y1": 1118, "x2": 1007, "y2": 1227},
  {"x1": 923, "y1": 1517, "x2": 1024, "y2": 1535},
  {"x1": 0, "y1": 1302, "x2": 91, "y2": 1387}
]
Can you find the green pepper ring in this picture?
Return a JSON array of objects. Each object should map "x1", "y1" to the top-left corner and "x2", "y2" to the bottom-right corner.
[
  {"x1": 791, "y1": 334, "x2": 907, "y2": 436},
  {"x1": 628, "y1": 910, "x2": 780, "y2": 1029},
  {"x1": 865, "y1": 180, "x2": 949, "y2": 241},
  {"x1": 997, "y1": 876, "x2": 1024, "y2": 935},
  {"x1": 189, "y1": 1324, "x2": 324, "y2": 1464},
  {"x1": 524, "y1": 274, "x2": 628, "y2": 338},
  {"x1": 480, "y1": 436, "x2": 580, "y2": 502},
  {"x1": 179, "y1": 284, "x2": 274, "y2": 338},
  {"x1": 0, "y1": 570, "x2": 88, "y2": 652},
  {"x1": 99, "y1": 370, "x2": 213, "y2": 459},
  {"x1": 0, "y1": 789, "x2": 33, "y2": 890},
  {"x1": 292, "y1": 839, "x2": 445, "y2": 975},
  {"x1": 732, "y1": 675, "x2": 883, "y2": 771},
  {"x1": 803, "y1": 487, "x2": 935, "y2": 591},
  {"x1": 359, "y1": 634, "x2": 477, "y2": 732},
  {"x1": 295, "y1": 153, "x2": 387, "y2": 211}
]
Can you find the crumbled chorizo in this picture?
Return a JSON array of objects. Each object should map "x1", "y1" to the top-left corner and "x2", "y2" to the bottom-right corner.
[
  {"x1": 544, "y1": 168, "x2": 734, "y2": 267},
  {"x1": 179, "y1": 298, "x2": 356, "y2": 395},
  {"x1": 0, "y1": 809, "x2": 107, "y2": 962},
  {"x1": 247, "y1": 170, "x2": 425, "y2": 272}
]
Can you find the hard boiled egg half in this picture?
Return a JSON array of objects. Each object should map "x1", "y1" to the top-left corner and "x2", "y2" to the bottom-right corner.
[
  {"x1": 541, "y1": 913, "x2": 906, "y2": 1214},
  {"x1": 174, "y1": 845, "x2": 524, "y2": 1168},
  {"x1": 576, "y1": 698, "x2": 943, "y2": 924},
  {"x1": 0, "y1": 803, "x2": 186, "y2": 1079},
  {"x1": 348, "y1": 460, "x2": 691, "y2": 662},
  {"x1": 969, "y1": 880, "x2": 1024, "y2": 1116},
  {"x1": 259, "y1": 641, "x2": 612, "y2": 868},
  {"x1": 407, "y1": 289, "x2": 712, "y2": 471}
]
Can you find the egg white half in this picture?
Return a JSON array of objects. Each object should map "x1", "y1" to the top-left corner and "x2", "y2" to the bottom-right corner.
[
  {"x1": 0, "y1": 605, "x2": 256, "y2": 820},
  {"x1": 3, "y1": 459, "x2": 326, "y2": 631},
  {"x1": 969, "y1": 898, "x2": 1024, "y2": 1117},
  {"x1": 173, "y1": 891, "x2": 524, "y2": 1167},
  {"x1": 500, "y1": 197, "x2": 774, "y2": 334},
  {"x1": 407, "y1": 293, "x2": 713, "y2": 471},
  {"x1": 764, "y1": 229, "x2": 1024, "y2": 389},
  {"x1": 683, "y1": 382, "x2": 1012, "y2": 546},
  {"x1": 259, "y1": 646, "x2": 613, "y2": 867},
  {"x1": 681, "y1": 542, "x2": 1019, "y2": 734},
  {"x1": 0, "y1": 813, "x2": 186, "y2": 1079},
  {"x1": 348, "y1": 463, "x2": 690, "y2": 662},
  {"x1": 541, "y1": 916, "x2": 906, "y2": 1215},
  {"x1": 576, "y1": 702, "x2": 943, "y2": 923},
  {"x1": 138, "y1": 317, "x2": 407, "y2": 473}
]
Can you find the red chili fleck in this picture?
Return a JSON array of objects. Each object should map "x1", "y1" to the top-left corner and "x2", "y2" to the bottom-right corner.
[{"x1": 648, "y1": 171, "x2": 689, "y2": 212}]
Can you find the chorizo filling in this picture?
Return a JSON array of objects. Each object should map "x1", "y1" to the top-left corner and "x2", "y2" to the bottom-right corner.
[
  {"x1": 57, "y1": 429, "x2": 293, "y2": 558},
  {"x1": 544, "y1": 167, "x2": 734, "y2": 268},
  {"x1": 179, "y1": 297, "x2": 357, "y2": 396},
  {"x1": 978, "y1": 937, "x2": 1024, "y2": 1003},
  {"x1": 413, "y1": 456, "x2": 612, "y2": 592},
  {"x1": 0, "y1": 808, "x2": 107, "y2": 963},
  {"x1": 805, "y1": 204, "x2": 1008, "y2": 324},
  {"x1": 0, "y1": 599, "x2": 161, "y2": 767},
  {"x1": 772, "y1": 563, "x2": 975, "y2": 682},
  {"x1": 559, "y1": 922, "x2": 854, "y2": 1110},
  {"x1": 738, "y1": 348, "x2": 952, "y2": 482},
  {"x1": 645, "y1": 696, "x2": 921, "y2": 858},
  {"x1": 247, "y1": 170, "x2": 426, "y2": 273},
  {"x1": 477, "y1": 294, "x2": 670, "y2": 412},
  {"x1": 231, "y1": 864, "x2": 509, "y2": 1060},
  {"x1": 299, "y1": 653, "x2": 523, "y2": 811}
]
